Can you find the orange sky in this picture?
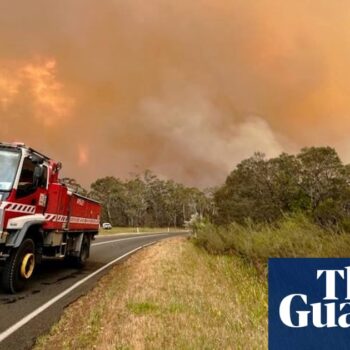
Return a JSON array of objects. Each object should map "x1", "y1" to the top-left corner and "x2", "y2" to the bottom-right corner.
[{"x1": 1, "y1": 0, "x2": 350, "y2": 187}]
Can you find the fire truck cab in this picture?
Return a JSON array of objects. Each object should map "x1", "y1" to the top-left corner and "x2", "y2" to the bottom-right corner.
[{"x1": 0, "y1": 142, "x2": 101, "y2": 293}]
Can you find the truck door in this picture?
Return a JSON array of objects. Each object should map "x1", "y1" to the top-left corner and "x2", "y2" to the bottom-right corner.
[{"x1": 15, "y1": 156, "x2": 48, "y2": 214}]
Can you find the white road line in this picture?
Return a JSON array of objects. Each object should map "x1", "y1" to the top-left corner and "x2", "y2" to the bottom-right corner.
[
  {"x1": 0, "y1": 241, "x2": 157, "y2": 343},
  {"x1": 96, "y1": 231, "x2": 188, "y2": 238},
  {"x1": 91, "y1": 233, "x2": 170, "y2": 247}
]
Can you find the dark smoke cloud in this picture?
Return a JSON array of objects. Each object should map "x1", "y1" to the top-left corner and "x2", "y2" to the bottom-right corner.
[{"x1": 1, "y1": 0, "x2": 350, "y2": 187}]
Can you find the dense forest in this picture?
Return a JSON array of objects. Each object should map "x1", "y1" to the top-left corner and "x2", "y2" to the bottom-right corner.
[
  {"x1": 214, "y1": 146, "x2": 350, "y2": 230},
  {"x1": 62, "y1": 170, "x2": 214, "y2": 227},
  {"x1": 64, "y1": 146, "x2": 350, "y2": 230}
]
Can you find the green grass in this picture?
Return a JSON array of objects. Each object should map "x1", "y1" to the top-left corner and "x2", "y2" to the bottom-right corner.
[
  {"x1": 195, "y1": 214, "x2": 350, "y2": 271},
  {"x1": 126, "y1": 301, "x2": 160, "y2": 315}
]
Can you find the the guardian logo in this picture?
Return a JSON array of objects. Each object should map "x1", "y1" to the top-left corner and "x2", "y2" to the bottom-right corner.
[
  {"x1": 279, "y1": 267, "x2": 350, "y2": 328},
  {"x1": 269, "y1": 259, "x2": 350, "y2": 350}
]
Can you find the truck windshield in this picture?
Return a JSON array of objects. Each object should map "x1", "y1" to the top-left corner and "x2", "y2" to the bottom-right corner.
[{"x1": 0, "y1": 150, "x2": 20, "y2": 191}]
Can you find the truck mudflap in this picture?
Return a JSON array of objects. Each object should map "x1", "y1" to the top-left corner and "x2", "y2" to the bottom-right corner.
[{"x1": 65, "y1": 233, "x2": 91, "y2": 268}]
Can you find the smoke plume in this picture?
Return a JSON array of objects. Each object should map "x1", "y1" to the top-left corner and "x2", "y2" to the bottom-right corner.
[{"x1": 1, "y1": 0, "x2": 350, "y2": 187}]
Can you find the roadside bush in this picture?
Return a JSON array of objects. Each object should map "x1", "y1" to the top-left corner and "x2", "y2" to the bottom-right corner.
[
  {"x1": 194, "y1": 214, "x2": 350, "y2": 267},
  {"x1": 184, "y1": 213, "x2": 207, "y2": 235}
]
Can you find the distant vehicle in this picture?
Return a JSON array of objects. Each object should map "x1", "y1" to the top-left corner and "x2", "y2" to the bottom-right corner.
[
  {"x1": 102, "y1": 223, "x2": 112, "y2": 230},
  {"x1": 0, "y1": 142, "x2": 101, "y2": 293}
]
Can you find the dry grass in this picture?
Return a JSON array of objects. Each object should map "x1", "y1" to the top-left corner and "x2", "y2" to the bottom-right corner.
[{"x1": 34, "y1": 238, "x2": 267, "y2": 350}]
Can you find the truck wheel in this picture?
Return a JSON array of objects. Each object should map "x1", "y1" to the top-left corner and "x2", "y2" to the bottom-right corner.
[
  {"x1": 77, "y1": 234, "x2": 90, "y2": 267},
  {"x1": 2, "y1": 238, "x2": 35, "y2": 293}
]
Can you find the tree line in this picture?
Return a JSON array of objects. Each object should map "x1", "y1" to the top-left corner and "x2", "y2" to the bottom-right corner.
[
  {"x1": 64, "y1": 146, "x2": 350, "y2": 230},
  {"x1": 63, "y1": 171, "x2": 213, "y2": 227},
  {"x1": 214, "y1": 146, "x2": 350, "y2": 230}
]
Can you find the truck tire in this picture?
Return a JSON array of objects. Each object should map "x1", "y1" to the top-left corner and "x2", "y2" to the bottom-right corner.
[{"x1": 2, "y1": 238, "x2": 36, "y2": 293}]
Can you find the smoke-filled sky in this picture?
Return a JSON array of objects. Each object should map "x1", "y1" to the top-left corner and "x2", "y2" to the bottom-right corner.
[{"x1": 1, "y1": 0, "x2": 350, "y2": 187}]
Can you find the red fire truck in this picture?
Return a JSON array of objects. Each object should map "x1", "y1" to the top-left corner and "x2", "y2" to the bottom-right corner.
[{"x1": 0, "y1": 142, "x2": 101, "y2": 293}]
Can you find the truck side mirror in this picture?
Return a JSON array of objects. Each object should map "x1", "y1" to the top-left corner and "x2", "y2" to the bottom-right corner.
[{"x1": 53, "y1": 162, "x2": 62, "y2": 174}]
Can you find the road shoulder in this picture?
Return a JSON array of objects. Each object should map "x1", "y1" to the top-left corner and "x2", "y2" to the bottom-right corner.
[{"x1": 34, "y1": 237, "x2": 267, "y2": 349}]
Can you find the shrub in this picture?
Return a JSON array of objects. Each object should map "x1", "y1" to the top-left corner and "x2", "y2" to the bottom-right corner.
[{"x1": 194, "y1": 214, "x2": 350, "y2": 267}]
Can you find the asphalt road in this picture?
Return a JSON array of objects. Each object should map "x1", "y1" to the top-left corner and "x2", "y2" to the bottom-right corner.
[{"x1": 0, "y1": 231, "x2": 186, "y2": 350}]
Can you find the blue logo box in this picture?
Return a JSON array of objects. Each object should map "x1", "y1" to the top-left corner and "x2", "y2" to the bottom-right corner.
[{"x1": 269, "y1": 258, "x2": 350, "y2": 350}]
